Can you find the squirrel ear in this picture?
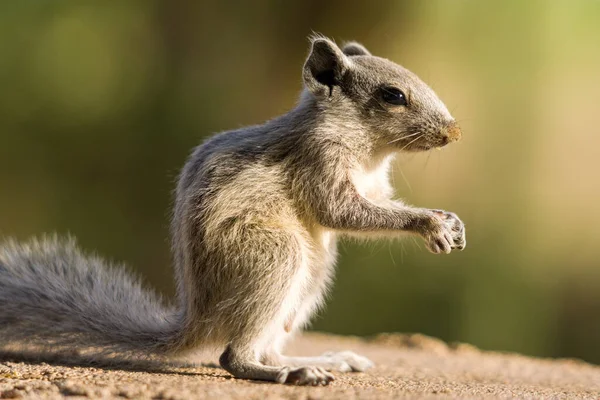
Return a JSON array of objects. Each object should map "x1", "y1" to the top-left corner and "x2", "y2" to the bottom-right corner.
[
  {"x1": 342, "y1": 42, "x2": 372, "y2": 57},
  {"x1": 303, "y1": 37, "x2": 350, "y2": 97}
]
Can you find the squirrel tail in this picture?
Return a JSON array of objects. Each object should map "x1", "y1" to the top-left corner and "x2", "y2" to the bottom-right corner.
[{"x1": 0, "y1": 236, "x2": 180, "y2": 357}]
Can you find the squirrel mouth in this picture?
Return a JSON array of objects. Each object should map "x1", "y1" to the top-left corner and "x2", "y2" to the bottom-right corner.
[
  {"x1": 413, "y1": 142, "x2": 447, "y2": 152},
  {"x1": 414, "y1": 143, "x2": 436, "y2": 151}
]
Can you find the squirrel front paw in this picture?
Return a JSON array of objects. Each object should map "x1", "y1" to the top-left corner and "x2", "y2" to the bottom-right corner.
[
  {"x1": 421, "y1": 210, "x2": 466, "y2": 254},
  {"x1": 433, "y1": 209, "x2": 466, "y2": 250}
]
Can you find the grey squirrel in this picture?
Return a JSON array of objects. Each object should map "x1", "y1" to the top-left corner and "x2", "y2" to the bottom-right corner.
[{"x1": 0, "y1": 36, "x2": 465, "y2": 386}]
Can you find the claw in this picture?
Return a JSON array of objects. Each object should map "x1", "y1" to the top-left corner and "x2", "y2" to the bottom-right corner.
[
  {"x1": 283, "y1": 366, "x2": 335, "y2": 386},
  {"x1": 424, "y1": 209, "x2": 466, "y2": 254}
]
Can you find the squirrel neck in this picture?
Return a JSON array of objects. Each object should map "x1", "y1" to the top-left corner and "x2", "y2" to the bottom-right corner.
[{"x1": 285, "y1": 91, "x2": 388, "y2": 165}]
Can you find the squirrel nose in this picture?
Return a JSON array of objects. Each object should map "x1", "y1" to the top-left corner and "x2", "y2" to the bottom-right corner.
[{"x1": 442, "y1": 122, "x2": 462, "y2": 143}]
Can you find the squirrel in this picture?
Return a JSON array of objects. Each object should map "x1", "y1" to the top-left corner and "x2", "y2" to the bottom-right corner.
[{"x1": 0, "y1": 36, "x2": 465, "y2": 386}]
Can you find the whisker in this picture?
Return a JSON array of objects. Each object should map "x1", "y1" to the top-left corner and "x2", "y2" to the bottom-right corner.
[
  {"x1": 399, "y1": 134, "x2": 424, "y2": 152},
  {"x1": 400, "y1": 241, "x2": 405, "y2": 264},
  {"x1": 388, "y1": 244, "x2": 396, "y2": 267},
  {"x1": 387, "y1": 131, "x2": 421, "y2": 145},
  {"x1": 424, "y1": 150, "x2": 432, "y2": 169},
  {"x1": 397, "y1": 165, "x2": 412, "y2": 193}
]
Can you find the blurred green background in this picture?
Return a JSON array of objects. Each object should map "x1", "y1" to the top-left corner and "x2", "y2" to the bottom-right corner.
[{"x1": 1, "y1": 1, "x2": 599, "y2": 364}]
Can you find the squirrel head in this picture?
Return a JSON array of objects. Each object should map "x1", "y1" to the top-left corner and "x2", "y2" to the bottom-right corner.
[{"x1": 302, "y1": 36, "x2": 461, "y2": 152}]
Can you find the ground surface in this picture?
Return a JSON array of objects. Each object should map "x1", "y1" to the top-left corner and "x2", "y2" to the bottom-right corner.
[{"x1": 0, "y1": 333, "x2": 599, "y2": 399}]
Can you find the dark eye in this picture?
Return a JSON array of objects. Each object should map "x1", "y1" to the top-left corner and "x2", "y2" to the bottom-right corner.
[{"x1": 381, "y1": 87, "x2": 407, "y2": 106}]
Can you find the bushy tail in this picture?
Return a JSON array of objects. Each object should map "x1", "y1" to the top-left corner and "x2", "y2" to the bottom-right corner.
[{"x1": 0, "y1": 236, "x2": 179, "y2": 356}]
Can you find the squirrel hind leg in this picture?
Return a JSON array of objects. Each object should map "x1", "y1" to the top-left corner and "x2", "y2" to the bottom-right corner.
[
  {"x1": 265, "y1": 351, "x2": 374, "y2": 373},
  {"x1": 219, "y1": 345, "x2": 334, "y2": 385},
  {"x1": 219, "y1": 311, "x2": 335, "y2": 385},
  {"x1": 261, "y1": 276, "x2": 375, "y2": 374},
  {"x1": 261, "y1": 322, "x2": 374, "y2": 373},
  {"x1": 217, "y1": 277, "x2": 336, "y2": 385},
  {"x1": 213, "y1": 226, "x2": 333, "y2": 385},
  {"x1": 260, "y1": 317, "x2": 374, "y2": 373}
]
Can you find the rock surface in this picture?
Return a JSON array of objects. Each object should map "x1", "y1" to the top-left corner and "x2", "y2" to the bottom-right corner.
[{"x1": 1, "y1": 333, "x2": 599, "y2": 399}]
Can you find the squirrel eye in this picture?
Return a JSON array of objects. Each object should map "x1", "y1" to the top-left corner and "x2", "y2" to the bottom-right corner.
[{"x1": 381, "y1": 87, "x2": 407, "y2": 106}]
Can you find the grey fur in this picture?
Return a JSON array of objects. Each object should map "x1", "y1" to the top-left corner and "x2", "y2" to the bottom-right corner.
[{"x1": 0, "y1": 36, "x2": 465, "y2": 385}]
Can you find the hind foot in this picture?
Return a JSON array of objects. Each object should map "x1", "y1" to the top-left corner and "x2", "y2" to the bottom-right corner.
[
  {"x1": 277, "y1": 366, "x2": 335, "y2": 385},
  {"x1": 265, "y1": 350, "x2": 374, "y2": 372},
  {"x1": 320, "y1": 350, "x2": 374, "y2": 372}
]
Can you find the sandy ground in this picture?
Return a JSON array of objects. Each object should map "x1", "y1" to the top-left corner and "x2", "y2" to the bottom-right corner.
[{"x1": 0, "y1": 333, "x2": 599, "y2": 399}]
